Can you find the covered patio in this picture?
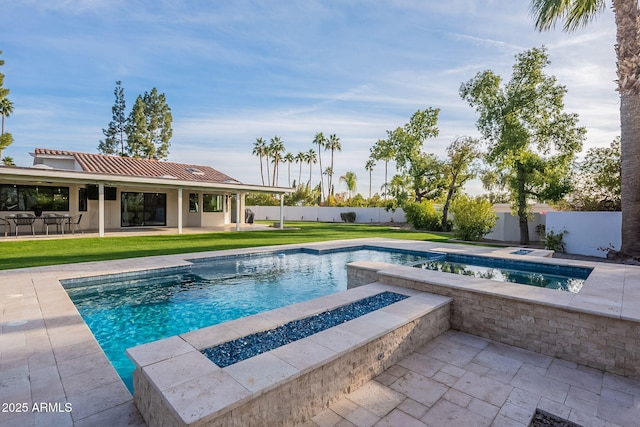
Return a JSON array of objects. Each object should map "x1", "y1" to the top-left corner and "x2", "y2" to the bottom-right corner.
[{"x1": 0, "y1": 149, "x2": 292, "y2": 237}]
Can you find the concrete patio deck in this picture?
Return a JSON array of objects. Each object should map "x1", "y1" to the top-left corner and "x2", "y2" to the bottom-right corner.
[{"x1": 2, "y1": 238, "x2": 640, "y2": 426}]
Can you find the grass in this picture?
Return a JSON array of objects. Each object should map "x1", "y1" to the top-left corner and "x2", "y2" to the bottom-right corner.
[{"x1": 0, "y1": 221, "x2": 449, "y2": 270}]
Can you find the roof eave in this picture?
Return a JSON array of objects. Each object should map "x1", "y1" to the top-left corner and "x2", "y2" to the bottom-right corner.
[{"x1": 0, "y1": 167, "x2": 294, "y2": 194}]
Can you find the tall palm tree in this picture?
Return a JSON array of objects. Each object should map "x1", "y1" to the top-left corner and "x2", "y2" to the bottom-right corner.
[
  {"x1": 0, "y1": 97, "x2": 13, "y2": 135},
  {"x1": 269, "y1": 136, "x2": 285, "y2": 187},
  {"x1": 252, "y1": 137, "x2": 267, "y2": 186},
  {"x1": 284, "y1": 152, "x2": 295, "y2": 187},
  {"x1": 326, "y1": 134, "x2": 342, "y2": 199},
  {"x1": 365, "y1": 159, "x2": 376, "y2": 199},
  {"x1": 313, "y1": 132, "x2": 326, "y2": 201},
  {"x1": 305, "y1": 149, "x2": 317, "y2": 187},
  {"x1": 295, "y1": 151, "x2": 306, "y2": 188},
  {"x1": 530, "y1": 0, "x2": 640, "y2": 257},
  {"x1": 370, "y1": 138, "x2": 396, "y2": 199},
  {"x1": 0, "y1": 98, "x2": 14, "y2": 160},
  {"x1": 339, "y1": 171, "x2": 357, "y2": 199}
]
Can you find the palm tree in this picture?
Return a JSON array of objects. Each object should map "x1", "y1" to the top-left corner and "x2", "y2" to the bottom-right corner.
[
  {"x1": 370, "y1": 138, "x2": 395, "y2": 199},
  {"x1": 324, "y1": 166, "x2": 333, "y2": 203},
  {"x1": 530, "y1": 0, "x2": 640, "y2": 257},
  {"x1": 295, "y1": 151, "x2": 306, "y2": 188},
  {"x1": 0, "y1": 97, "x2": 13, "y2": 160},
  {"x1": 284, "y1": 152, "x2": 295, "y2": 187},
  {"x1": 2, "y1": 156, "x2": 15, "y2": 166},
  {"x1": 305, "y1": 149, "x2": 317, "y2": 187},
  {"x1": 365, "y1": 159, "x2": 376, "y2": 199},
  {"x1": 313, "y1": 132, "x2": 326, "y2": 201},
  {"x1": 326, "y1": 134, "x2": 342, "y2": 199},
  {"x1": 252, "y1": 137, "x2": 267, "y2": 186},
  {"x1": 339, "y1": 171, "x2": 358, "y2": 199},
  {"x1": 0, "y1": 97, "x2": 13, "y2": 135},
  {"x1": 269, "y1": 136, "x2": 285, "y2": 187}
]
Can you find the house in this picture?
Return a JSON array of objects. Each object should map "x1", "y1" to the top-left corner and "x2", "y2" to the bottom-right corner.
[{"x1": 0, "y1": 148, "x2": 292, "y2": 236}]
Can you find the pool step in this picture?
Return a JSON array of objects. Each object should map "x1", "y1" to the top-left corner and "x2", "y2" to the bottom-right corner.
[{"x1": 127, "y1": 283, "x2": 452, "y2": 426}]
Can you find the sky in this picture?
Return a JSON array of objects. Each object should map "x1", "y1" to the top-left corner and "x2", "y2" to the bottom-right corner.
[{"x1": 0, "y1": 0, "x2": 619, "y2": 196}]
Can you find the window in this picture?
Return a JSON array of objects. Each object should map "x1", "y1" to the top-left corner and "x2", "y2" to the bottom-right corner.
[
  {"x1": 203, "y1": 194, "x2": 223, "y2": 212},
  {"x1": 121, "y1": 192, "x2": 167, "y2": 227},
  {"x1": 189, "y1": 193, "x2": 199, "y2": 213},
  {"x1": 79, "y1": 188, "x2": 88, "y2": 212},
  {"x1": 0, "y1": 185, "x2": 69, "y2": 211}
]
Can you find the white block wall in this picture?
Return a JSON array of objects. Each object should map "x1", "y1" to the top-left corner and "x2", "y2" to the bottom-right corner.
[
  {"x1": 546, "y1": 211, "x2": 621, "y2": 257},
  {"x1": 246, "y1": 206, "x2": 406, "y2": 223}
]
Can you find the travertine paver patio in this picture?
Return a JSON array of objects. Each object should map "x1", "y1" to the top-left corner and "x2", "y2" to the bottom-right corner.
[
  {"x1": 2, "y1": 238, "x2": 640, "y2": 426},
  {"x1": 308, "y1": 330, "x2": 640, "y2": 427}
]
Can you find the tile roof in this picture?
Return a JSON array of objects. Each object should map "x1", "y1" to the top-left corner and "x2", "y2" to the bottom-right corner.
[{"x1": 34, "y1": 148, "x2": 242, "y2": 184}]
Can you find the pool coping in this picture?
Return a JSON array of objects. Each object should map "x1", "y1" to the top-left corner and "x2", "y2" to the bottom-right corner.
[{"x1": 1, "y1": 237, "x2": 638, "y2": 425}]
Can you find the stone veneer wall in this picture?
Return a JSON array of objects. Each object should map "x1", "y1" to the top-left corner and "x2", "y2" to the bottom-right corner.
[
  {"x1": 132, "y1": 302, "x2": 451, "y2": 427},
  {"x1": 347, "y1": 265, "x2": 640, "y2": 381}
]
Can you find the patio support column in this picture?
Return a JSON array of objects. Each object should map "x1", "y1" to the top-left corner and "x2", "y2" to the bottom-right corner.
[
  {"x1": 98, "y1": 182, "x2": 105, "y2": 237},
  {"x1": 236, "y1": 192, "x2": 241, "y2": 232},
  {"x1": 177, "y1": 188, "x2": 183, "y2": 234},
  {"x1": 279, "y1": 193, "x2": 284, "y2": 230}
]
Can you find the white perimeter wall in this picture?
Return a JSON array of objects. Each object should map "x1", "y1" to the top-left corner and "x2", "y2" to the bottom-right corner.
[
  {"x1": 247, "y1": 206, "x2": 406, "y2": 223},
  {"x1": 484, "y1": 212, "x2": 545, "y2": 243},
  {"x1": 546, "y1": 212, "x2": 621, "y2": 258}
]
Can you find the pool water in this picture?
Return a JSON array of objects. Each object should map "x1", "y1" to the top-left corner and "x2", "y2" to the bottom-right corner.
[
  {"x1": 413, "y1": 252, "x2": 590, "y2": 293},
  {"x1": 65, "y1": 249, "x2": 427, "y2": 391}
]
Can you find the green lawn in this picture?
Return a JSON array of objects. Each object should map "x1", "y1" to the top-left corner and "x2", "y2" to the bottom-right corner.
[{"x1": 0, "y1": 221, "x2": 449, "y2": 271}]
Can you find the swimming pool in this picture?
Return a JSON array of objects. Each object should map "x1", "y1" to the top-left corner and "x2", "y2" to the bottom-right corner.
[
  {"x1": 64, "y1": 249, "x2": 428, "y2": 391},
  {"x1": 63, "y1": 246, "x2": 591, "y2": 391}
]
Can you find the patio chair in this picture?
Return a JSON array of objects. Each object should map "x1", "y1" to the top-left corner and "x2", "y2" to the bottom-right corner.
[
  {"x1": 14, "y1": 214, "x2": 36, "y2": 236},
  {"x1": 0, "y1": 217, "x2": 10, "y2": 237},
  {"x1": 41, "y1": 214, "x2": 65, "y2": 235},
  {"x1": 66, "y1": 214, "x2": 83, "y2": 234}
]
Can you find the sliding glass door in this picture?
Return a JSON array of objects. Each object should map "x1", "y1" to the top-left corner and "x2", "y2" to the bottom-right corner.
[{"x1": 121, "y1": 192, "x2": 166, "y2": 227}]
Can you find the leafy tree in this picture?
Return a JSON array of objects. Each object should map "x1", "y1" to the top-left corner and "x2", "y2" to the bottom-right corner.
[
  {"x1": 441, "y1": 137, "x2": 482, "y2": 231},
  {"x1": 339, "y1": 171, "x2": 357, "y2": 199},
  {"x1": 142, "y1": 88, "x2": 172, "y2": 160},
  {"x1": 529, "y1": 0, "x2": 640, "y2": 257},
  {"x1": 126, "y1": 96, "x2": 148, "y2": 158},
  {"x1": 562, "y1": 137, "x2": 621, "y2": 211},
  {"x1": 124, "y1": 88, "x2": 173, "y2": 160},
  {"x1": 370, "y1": 138, "x2": 395, "y2": 199},
  {"x1": 460, "y1": 46, "x2": 586, "y2": 244},
  {"x1": 365, "y1": 159, "x2": 375, "y2": 199},
  {"x1": 450, "y1": 195, "x2": 498, "y2": 241},
  {"x1": 252, "y1": 137, "x2": 267, "y2": 186},
  {"x1": 0, "y1": 50, "x2": 14, "y2": 159},
  {"x1": 99, "y1": 81, "x2": 126, "y2": 156},
  {"x1": 387, "y1": 108, "x2": 444, "y2": 203}
]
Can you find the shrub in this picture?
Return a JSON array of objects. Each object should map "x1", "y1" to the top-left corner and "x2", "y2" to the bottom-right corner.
[
  {"x1": 340, "y1": 212, "x2": 356, "y2": 223},
  {"x1": 403, "y1": 200, "x2": 442, "y2": 231},
  {"x1": 450, "y1": 196, "x2": 497, "y2": 241},
  {"x1": 543, "y1": 229, "x2": 567, "y2": 253}
]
